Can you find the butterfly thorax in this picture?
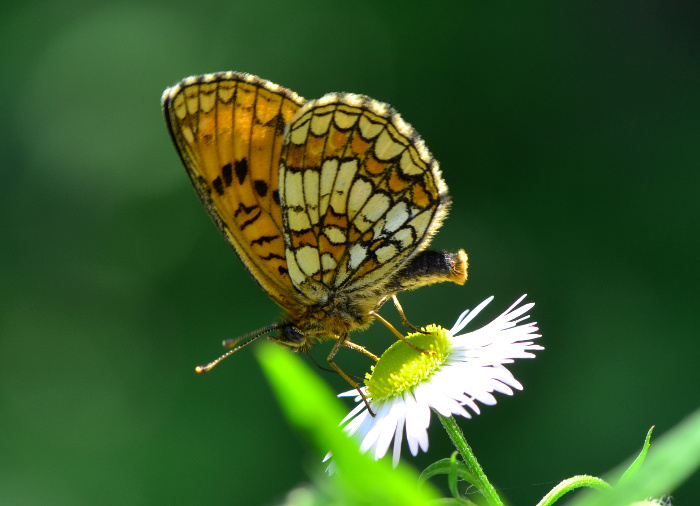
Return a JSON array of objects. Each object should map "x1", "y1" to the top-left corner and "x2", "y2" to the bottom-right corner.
[{"x1": 276, "y1": 291, "x2": 384, "y2": 351}]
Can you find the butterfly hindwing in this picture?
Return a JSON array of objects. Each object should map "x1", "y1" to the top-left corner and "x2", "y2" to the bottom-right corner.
[{"x1": 279, "y1": 93, "x2": 450, "y2": 302}]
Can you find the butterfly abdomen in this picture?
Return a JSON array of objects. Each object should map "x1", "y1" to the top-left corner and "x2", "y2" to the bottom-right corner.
[{"x1": 387, "y1": 249, "x2": 468, "y2": 293}]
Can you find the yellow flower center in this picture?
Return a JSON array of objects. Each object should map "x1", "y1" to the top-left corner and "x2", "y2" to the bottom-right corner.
[{"x1": 365, "y1": 325, "x2": 451, "y2": 401}]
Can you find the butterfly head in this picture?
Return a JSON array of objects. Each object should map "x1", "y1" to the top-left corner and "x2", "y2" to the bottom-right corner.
[
  {"x1": 271, "y1": 317, "x2": 341, "y2": 353},
  {"x1": 272, "y1": 322, "x2": 309, "y2": 351}
]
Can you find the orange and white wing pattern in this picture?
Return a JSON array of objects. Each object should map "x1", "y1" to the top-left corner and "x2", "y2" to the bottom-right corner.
[
  {"x1": 163, "y1": 71, "x2": 467, "y2": 361},
  {"x1": 162, "y1": 72, "x2": 306, "y2": 310},
  {"x1": 279, "y1": 93, "x2": 451, "y2": 302}
]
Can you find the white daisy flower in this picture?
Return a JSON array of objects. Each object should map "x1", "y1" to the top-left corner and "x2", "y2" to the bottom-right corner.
[{"x1": 334, "y1": 294, "x2": 543, "y2": 468}]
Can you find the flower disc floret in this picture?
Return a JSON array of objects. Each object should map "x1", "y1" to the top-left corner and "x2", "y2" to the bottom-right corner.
[{"x1": 366, "y1": 325, "x2": 451, "y2": 400}]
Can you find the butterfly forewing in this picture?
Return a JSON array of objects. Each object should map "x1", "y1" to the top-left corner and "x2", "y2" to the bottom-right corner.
[{"x1": 163, "y1": 73, "x2": 306, "y2": 309}]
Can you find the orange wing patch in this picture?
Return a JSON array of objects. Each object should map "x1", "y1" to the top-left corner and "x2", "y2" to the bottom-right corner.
[{"x1": 162, "y1": 72, "x2": 306, "y2": 308}]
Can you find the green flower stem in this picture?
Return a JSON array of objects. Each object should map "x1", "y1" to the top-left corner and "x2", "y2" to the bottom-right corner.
[{"x1": 438, "y1": 413, "x2": 504, "y2": 506}]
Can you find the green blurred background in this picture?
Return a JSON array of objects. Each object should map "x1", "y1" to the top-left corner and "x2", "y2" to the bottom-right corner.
[{"x1": 3, "y1": 1, "x2": 699, "y2": 504}]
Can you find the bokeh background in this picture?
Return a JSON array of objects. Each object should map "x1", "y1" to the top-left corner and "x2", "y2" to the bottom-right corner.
[{"x1": 3, "y1": 1, "x2": 699, "y2": 504}]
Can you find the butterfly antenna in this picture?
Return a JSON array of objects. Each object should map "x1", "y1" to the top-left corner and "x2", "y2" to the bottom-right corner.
[{"x1": 195, "y1": 324, "x2": 282, "y2": 373}]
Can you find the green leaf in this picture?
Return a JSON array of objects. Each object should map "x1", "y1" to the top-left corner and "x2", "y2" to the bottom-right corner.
[
  {"x1": 448, "y1": 452, "x2": 460, "y2": 499},
  {"x1": 536, "y1": 475, "x2": 610, "y2": 506},
  {"x1": 566, "y1": 408, "x2": 700, "y2": 506},
  {"x1": 618, "y1": 426, "x2": 654, "y2": 485},
  {"x1": 256, "y1": 341, "x2": 440, "y2": 506},
  {"x1": 420, "y1": 458, "x2": 480, "y2": 505},
  {"x1": 420, "y1": 458, "x2": 477, "y2": 486}
]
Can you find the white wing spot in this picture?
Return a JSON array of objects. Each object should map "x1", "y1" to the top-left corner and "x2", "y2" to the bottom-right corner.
[
  {"x1": 348, "y1": 243, "x2": 368, "y2": 270},
  {"x1": 354, "y1": 193, "x2": 391, "y2": 232},
  {"x1": 329, "y1": 160, "x2": 357, "y2": 215},
  {"x1": 407, "y1": 209, "x2": 433, "y2": 238},
  {"x1": 289, "y1": 117, "x2": 311, "y2": 145},
  {"x1": 199, "y1": 91, "x2": 216, "y2": 113},
  {"x1": 334, "y1": 109, "x2": 359, "y2": 130},
  {"x1": 375, "y1": 244, "x2": 398, "y2": 264},
  {"x1": 182, "y1": 127, "x2": 194, "y2": 144},
  {"x1": 393, "y1": 227, "x2": 415, "y2": 249},
  {"x1": 399, "y1": 150, "x2": 424, "y2": 176},
  {"x1": 383, "y1": 202, "x2": 410, "y2": 233},
  {"x1": 310, "y1": 112, "x2": 333, "y2": 136},
  {"x1": 218, "y1": 84, "x2": 235, "y2": 102},
  {"x1": 321, "y1": 252, "x2": 337, "y2": 271},
  {"x1": 295, "y1": 245, "x2": 321, "y2": 276},
  {"x1": 374, "y1": 130, "x2": 405, "y2": 160},
  {"x1": 172, "y1": 95, "x2": 187, "y2": 120},
  {"x1": 284, "y1": 171, "x2": 305, "y2": 207},
  {"x1": 358, "y1": 116, "x2": 383, "y2": 139},
  {"x1": 319, "y1": 158, "x2": 338, "y2": 216},
  {"x1": 347, "y1": 179, "x2": 373, "y2": 222},
  {"x1": 323, "y1": 226, "x2": 346, "y2": 245},
  {"x1": 286, "y1": 249, "x2": 307, "y2": 288},
  {"x1": 288, "y1": 208, "x2": 311, "y2": 232},
  {"x1": 372, "y1": 218, "x2": 387, "y2": 240},
  {"x1": 303, "y1": 170, "x2": 320, "y2": 225}
]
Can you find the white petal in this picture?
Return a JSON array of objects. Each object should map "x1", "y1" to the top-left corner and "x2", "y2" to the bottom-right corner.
[
  {"x1": 403, "y1": 392, "x2": 429, "y2": 456},
  {"x1": 355, "y1": 408, "x2": 380, "y2": 450},
  {"x1": 432, "y1": 388, "x2": 465, "y2": 417},
  {"x1": 449, "y1": 308, "x2": 471, "y2": 334},
  {"x1": 338, "y1": 388, "x2": 363, "y2": 398},
  {"x1": 359, "y1": 401, "x2": 394, "y2": 454},
  {"x1": 344, "y1": 408, "x2": 370, "y2": 437},
  {"x1": 341, "y1": 399, "x2": 370, "y2": 426},
  {"x1": 450, "y1": 296, "x2": 494, "y2": 334},
  {"x1": 391, "y1": 409, "x2": 406, "y2": 467},
  {"x1": 373, "y1": 401, "x2": 402, "y2": 460}
]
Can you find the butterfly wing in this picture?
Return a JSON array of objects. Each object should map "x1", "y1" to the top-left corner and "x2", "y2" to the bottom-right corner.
[
  {"x1": 278, "y1": 93, "x2": 451, "y2": 302},
  {"x1": 162, "y1": 72, "x2": 306, "y2": 309}
]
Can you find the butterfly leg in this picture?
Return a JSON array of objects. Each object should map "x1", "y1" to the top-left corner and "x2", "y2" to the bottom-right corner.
[
  {"x1": 391, "y1": 295, "x2": 428, "y2": 334},
  {"x1": 327, "y1": 336, "x2": 376, "y2": 416},
  {"x1": 343, "y1": 340, "x2": 380, "y2": 362},
  {"x1": 369, "y1": 310, "x2": 435, "y2": 355}
]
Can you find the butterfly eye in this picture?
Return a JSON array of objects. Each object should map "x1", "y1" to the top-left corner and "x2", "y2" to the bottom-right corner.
[{"x1": 282, "y1": 324, "x2": 305, "y2": 344}]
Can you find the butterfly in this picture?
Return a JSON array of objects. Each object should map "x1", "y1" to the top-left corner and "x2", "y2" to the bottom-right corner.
[{"x1": 162, "y1": 72, "x2": 467, "y2": 400}]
